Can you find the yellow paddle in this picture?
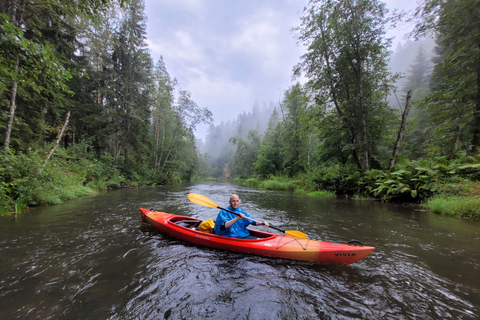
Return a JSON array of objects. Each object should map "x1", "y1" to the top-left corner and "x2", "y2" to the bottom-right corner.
[{"x1": 188, "y1": 193, "x2": 308, "y2": 239}]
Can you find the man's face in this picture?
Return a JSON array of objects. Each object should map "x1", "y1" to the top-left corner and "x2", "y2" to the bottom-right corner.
[{"x1": 229, "y1": 195, "x2": 240, "y2": 209}]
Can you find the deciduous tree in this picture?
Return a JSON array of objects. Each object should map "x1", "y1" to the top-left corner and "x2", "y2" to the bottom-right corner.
[{"x1": 295, "y1": 0, "x2": 396, "y2": 171}]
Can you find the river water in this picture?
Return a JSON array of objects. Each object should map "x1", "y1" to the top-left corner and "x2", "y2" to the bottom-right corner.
[{"x1": 0, "y1": 182, "x2": 479, "y2": 319}]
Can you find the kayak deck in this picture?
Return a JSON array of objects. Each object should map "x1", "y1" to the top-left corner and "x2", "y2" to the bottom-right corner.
[{"x1": 140, "y1": 208, "x2": 375, "y2": 265}]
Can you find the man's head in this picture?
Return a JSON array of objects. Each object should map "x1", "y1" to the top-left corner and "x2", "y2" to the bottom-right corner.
[{"x1": 229, "y1": 194, "x2": 240, "y2": 209}]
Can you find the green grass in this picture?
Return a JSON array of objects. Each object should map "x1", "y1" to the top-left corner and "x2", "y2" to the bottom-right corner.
[
  {"x1": 351, "y1": 193, "x2": 372, "y2": 200},
  {"x1": 307, "y1": 190, "x2": 336, "y2": 197},
  {"x1": 244, "y1": 178, "x2": 262, "y2": 188},
  {"x1": 294, "y1": 188, "x2": 307, "y2": 195},
  {"x1": 424, "y1": 195, "x2": 480, "y2": 218},
  {"x1": 239, "y1": 175, "x2": 335, "y2": 195},
  {"x1": 261, "y1": 179, "x2": 296, "y2": 191}
]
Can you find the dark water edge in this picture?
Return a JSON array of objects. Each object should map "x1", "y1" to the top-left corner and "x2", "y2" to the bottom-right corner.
[{"x1": 0, "y1": 182, "x2": 479, "y2": 319}]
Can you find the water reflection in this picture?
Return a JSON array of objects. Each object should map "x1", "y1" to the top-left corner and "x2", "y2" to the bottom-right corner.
[{"x1": 0, "y1": 182, "x2": 479, "y2": 319}]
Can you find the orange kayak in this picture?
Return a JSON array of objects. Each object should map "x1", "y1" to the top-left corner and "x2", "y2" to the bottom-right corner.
[{"x1": 140, "y1": 208, "x2": 375, "y2": 265}]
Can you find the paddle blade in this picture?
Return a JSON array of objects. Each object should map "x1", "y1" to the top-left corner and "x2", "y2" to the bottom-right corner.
[
  {"x1": 188, "y1": 193, "x2": 219, "y2": 208},
  {"x1": 285, "y1": 230, "x2": 308, "y2": 239}
]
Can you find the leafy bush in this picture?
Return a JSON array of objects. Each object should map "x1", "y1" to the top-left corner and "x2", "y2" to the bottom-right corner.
[
  {"x1": 0, "y1": 149, "x2": 119, "y2": 214},
  {"x1": 357, "y1": 156, "x2": 480, "y2": 202},
  {"x1": 310, "y1": 164, "x2": 359, "y2": 194}
]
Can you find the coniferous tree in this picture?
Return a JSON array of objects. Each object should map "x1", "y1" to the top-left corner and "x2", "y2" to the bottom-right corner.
[
  {"x1": 106, "y1": 0, "x2": 152, "y2": 166},
  {"x1": 414, "y1": 0, "x2": 480, "y2": 154},
  {"x1": 402, "y1": 45, "x2": 431, "y2": 95},
  {"x1": 280, "y1": 83, "x2": 309, "y2": 176},
  {"x1": 254, "y1": 116, "x2": 284, "y2": 178},
  {"x1": 229, "y1": 130, "x2": 261, "y2": 178}
]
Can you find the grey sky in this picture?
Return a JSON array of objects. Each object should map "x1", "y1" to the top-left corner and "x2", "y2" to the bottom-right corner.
[{"x1": 145, "y1": 0, "x2": 418, "y2": 140}]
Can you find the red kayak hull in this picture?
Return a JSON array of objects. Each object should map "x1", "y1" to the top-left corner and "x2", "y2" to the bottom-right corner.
[{"x1": 140, "y1": 208, "x2": 375, "y2": 265}]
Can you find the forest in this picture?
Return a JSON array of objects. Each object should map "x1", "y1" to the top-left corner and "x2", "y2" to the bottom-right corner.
[{"x1": 1, "y1": 0, "x2": 480, "y2": 218}]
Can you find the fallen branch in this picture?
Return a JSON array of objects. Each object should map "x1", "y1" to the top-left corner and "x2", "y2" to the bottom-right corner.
[
  {"x1": 389, "y1": 90, "x2": 412, "y2": 171},
  {"x1": 40, "y1": 111, "x2": 70, "y2": 173}
]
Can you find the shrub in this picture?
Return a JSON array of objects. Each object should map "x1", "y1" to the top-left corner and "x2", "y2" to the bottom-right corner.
[
  {"x1": 357, "y1": 157, "x2": 477, "y2": 202},
  {"x1": 311, "y1": 164, "x2": 359, "y2": 194}
]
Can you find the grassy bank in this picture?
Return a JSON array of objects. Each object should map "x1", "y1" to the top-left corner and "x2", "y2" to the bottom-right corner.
[
  {"x1": 424, "y1": 195, "x2": 480, "y2": 218},
  {"x1": 421, "y1": 181, "x2": 480, "y2": 218},
  {"x1": 233, "y1": 176, "x2": 336, "y2": 197}
]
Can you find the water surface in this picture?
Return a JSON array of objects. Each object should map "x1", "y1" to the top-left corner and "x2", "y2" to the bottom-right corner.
[{"x1": 0, "y1": 182, "x2": 478, "y2": 319}]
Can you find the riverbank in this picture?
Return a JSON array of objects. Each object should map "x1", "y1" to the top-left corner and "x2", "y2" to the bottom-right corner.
[
  {"x1": 233, "y1": 175, "x2": 480, "y2": 219},
  {"x1": 0, "y1": 150, "x2": 140, "y2": 215},
  {"x1": 2, "y1": 150, "x2": 479, "y2": 219}
]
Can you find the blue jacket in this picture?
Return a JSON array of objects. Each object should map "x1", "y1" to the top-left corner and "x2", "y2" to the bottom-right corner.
[{"x1": 213, "y1": 206, "x2": 255, "y2": 238}]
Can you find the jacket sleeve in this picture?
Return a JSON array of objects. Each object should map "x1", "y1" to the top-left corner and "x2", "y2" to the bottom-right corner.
[{"x1": 214, "y1": 210, "x2": 229, "y2": 232}]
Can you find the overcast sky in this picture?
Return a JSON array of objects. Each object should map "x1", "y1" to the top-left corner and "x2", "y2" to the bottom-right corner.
[{"x1": 144, "y1": 0, "x2": 418, "y2": 140}]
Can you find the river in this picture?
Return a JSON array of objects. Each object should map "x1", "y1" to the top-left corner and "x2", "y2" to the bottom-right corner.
[{"x1": 0, "y1": 182, "x2": 478, "y2": 319}]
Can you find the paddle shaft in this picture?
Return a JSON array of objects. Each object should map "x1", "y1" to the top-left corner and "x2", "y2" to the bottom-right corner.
[{"x1": 217, "y1": 205, "x2": 287, "y2": 233}]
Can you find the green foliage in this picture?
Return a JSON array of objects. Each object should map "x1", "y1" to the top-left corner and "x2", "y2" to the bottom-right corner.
[
  {"x1": 254, "y1": 134, "x2": 283, "y2": 178},
  {"x1": 0, "y1": 15, "x2": 73, "y2": 96},
  {"x1": 310, "y1": 164, "x2": 359, "y2": 194},
  {"x1": 357, "y1": 155, "x2": 480, "y2": 201},
  {"x1": 244, "y1": 178, "x2": 262, "y2": 188},
  {"x1": 296, "y1": 0, "x2": 396, "y2": 171},
  {"x1": 1, "y1": 0, "x2": 214, "y2": 211},
  {"x1": 83, "y1": 159, "x2": 125, "y2": 191},
  {"x1": 414, "y1": 0, "x2": 480, "y2": 151},
  {"x1": 230, "y1": 130, "x2": 261, "y2": 178},
  {"x1": 3, "y1": 0, "x2": 480, "y2": 220},
  {"x1": 0, "y1": 149, "x2": 130, "y2": 214},
  {"x1": 279, "y1": 83, "x2": 309, "y2": 176},
  {"x1": 294, "y1": 188, "x2": 307, "y2": 195}
]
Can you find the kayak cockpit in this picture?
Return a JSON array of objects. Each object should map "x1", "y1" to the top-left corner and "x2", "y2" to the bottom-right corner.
[
  {"x1": 168, "y1": 216, "x2": 275, "y2": 240},
  {"x1": 172, "y1": 219, "x2": 202, "y2": 228}
]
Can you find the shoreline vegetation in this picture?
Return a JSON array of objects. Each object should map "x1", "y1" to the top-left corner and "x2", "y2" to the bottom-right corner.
[
  {"x1": 2, "y1": 150, "x2": 478, "y2": 219},
  {"x1": 232, "y1": 174, "x2": 480, "y2": 219}
]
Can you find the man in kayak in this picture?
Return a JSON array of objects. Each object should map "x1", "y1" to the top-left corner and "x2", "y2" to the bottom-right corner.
[{"x1": 213, "y1": 194, "x2": 269, "y2": 239}]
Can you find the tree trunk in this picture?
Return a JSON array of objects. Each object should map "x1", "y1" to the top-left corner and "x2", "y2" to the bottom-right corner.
[
  {"x1": 3, "y1": 0, "x2": 25, "y2": 154},
  {"x1": 471, "y1": 41, "x2": 480, "y2": 152},
  {"x1": 3, "y1": 58, "x2": 19, "y2": 154},
  {"x1": 389, "y1": 90, "x2": 412, "y2": 171},
  {"x1": 41, "y1": 111, "x2": 70, "y2": 172}
]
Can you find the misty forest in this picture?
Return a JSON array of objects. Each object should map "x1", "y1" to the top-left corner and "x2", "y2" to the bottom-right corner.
[{"x1": 1, "y1": 0, "x2": 480, "y2": 217}]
